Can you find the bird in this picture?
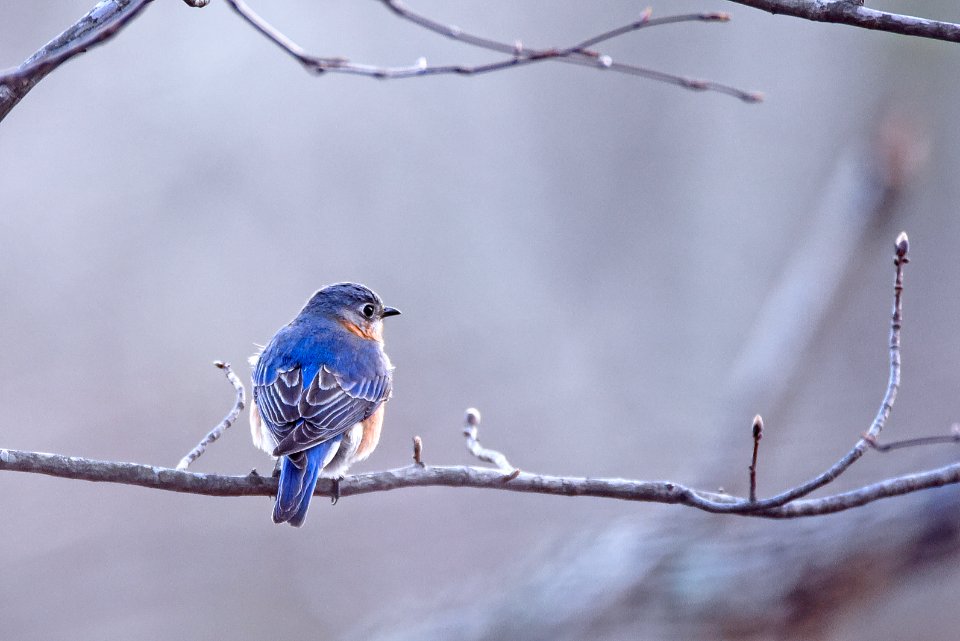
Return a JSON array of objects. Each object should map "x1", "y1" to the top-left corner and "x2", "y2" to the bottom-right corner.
[{"x1": 248, "y1": 283, "x2": 400, "y2": 527}]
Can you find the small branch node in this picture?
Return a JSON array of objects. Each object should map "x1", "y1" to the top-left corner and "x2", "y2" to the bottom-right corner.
[
  {"x1": 412, "y1": 435, "x2": 424, "y2": 466},
  {"x1": 749, "y1": 414, "x2": 763, "y2": 502},
  {"x1": 502, "y1": 468, "x2": 521, "y2": 482},
  {"x1": 895, "y1": 231, "x2": 910, "y2": 263}
]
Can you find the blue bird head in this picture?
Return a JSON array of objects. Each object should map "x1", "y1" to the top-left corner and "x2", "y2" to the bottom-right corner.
[{"x1": 301, "y1": 282, "x2": 401, "y2": 341}]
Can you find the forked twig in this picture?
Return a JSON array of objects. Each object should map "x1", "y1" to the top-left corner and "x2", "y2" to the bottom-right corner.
[
  {"x1": 175, "y1": 361, "x2": 246, "y2": 470},
  {"x1": 462, "y1": 408, "x2": 519, "y2": 479},
  {"x1": 222, "y1": 0, "x2": 763, "y2": 102}
]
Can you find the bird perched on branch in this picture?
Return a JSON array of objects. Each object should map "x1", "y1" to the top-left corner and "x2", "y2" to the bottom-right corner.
[{"x1": 248, "y1": 283, "x2": 400, "y2": 526}]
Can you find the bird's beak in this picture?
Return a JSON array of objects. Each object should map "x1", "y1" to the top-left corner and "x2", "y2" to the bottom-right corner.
[{"x1": 381, "y1": 306, "x2": 402, "y2": 318}]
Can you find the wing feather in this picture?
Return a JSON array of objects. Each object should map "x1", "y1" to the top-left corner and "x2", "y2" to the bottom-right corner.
[{"x1": 254, "y1": 361, "x2": 392, "y2": 458}]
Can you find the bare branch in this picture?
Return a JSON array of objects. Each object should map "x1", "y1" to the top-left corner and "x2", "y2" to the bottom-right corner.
[
  {"x1": 0, "y1": 232, "x2": 945, "y2": 520},
  {"x1": 680, "y1": 230, "x2": 911, "y2": 514},
  {"x1": 461, "y1": 408, "x2": 516, "y2": 474},
  {"x1": 222, "y1": 0, "x2": 762, "y2": 102},
  {"x1": 3, "y1": 447, "x2": 960, "y2": 519},
  {"x1": 175, "y1": 361, "x2": 246, "y2": 471},
  {"x1": 865, "y1": 424, "x2": 960, "y2": 452},
  {"x1": 728, "y1": 0, "x2": 960, "y2": 44},
  {"x1": 0, "y1": 0, "x2": 156, "y2": 123},
  {"x1": 748, "y1": 414, "x2": 763, "y2": 502},
  {"x1": 412, "y1": 435, "x2": 424, "y2": 466}
]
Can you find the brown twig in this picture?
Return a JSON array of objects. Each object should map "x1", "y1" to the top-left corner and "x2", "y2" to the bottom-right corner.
[
  {"x1": 749, "y1": 414, "x2": 763, "y2": 502},
  {"x1": 412, "y1": 436, "x2": 424, "y2": 466},
  {"x1": 865, "y1": 424, "x2": 960, "y2": 452},
  {"x1": 728, "y1": 0, "x2": 960, "y2": 44},
  {"x1": 222, "y1": 0, "x2": 762, "y2": 102},
  {"x1": 175, "y1": 361, "x2": 246, "y2": 470}
]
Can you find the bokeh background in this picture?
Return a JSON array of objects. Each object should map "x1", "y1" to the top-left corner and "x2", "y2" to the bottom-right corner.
[{"x1": 2, "y1": 1, "x2": 960, "y2": 639}]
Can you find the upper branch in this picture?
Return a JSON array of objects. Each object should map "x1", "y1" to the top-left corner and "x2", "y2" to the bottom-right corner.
[
  {"x1": 223, "y1": 0, "x2": 762, "y2": 102},
  {"x1": 729, "y1": 0, "x2": 960, "y2": 43},
  {"x1": 0, "y1": 0, "x2": 155, "y2": 123}
]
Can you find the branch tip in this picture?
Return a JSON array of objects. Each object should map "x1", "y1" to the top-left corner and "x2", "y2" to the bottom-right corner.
[
  {"x1": 413, "y1": 435, "x2": 424, "y2": 466},
  {"x1": 895, "y1": 231, "x2": 909, "y2": 259},
  {"x1": 464, "y1": 407, "x2": 481, "y2": 428}
]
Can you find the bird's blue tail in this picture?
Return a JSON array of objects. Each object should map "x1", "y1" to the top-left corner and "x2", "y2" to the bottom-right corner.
[{"x1": 273, "y1": 440, "x2": 337, "y2": 527}]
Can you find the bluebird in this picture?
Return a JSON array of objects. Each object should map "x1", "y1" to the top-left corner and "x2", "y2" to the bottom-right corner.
[{"x1": 248, "y1": 283, "x2": 399, "y2": 526}]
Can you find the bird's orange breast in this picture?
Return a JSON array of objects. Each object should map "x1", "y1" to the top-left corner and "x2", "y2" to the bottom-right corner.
[{"x1": 355, "y1": 404, "x2": 385, "y2": 461}]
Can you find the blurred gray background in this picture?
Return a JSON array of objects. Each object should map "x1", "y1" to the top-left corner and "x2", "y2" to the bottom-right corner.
[{"x1": 2, "y1": 0, "x2": 960, "y2": 639}]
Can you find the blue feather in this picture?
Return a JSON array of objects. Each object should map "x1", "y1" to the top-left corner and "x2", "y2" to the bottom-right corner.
[{"x1": 272, "y1": 437, "x2": 340, "y2": 527}]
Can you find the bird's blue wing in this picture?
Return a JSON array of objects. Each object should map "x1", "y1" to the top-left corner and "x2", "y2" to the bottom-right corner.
[{"x1": 253, "y1": 326, "x2": 393, "y2": 458}]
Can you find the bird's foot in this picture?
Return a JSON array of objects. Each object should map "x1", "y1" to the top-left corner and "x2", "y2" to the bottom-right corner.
[{"x1": 331, "y1": 476, "x2": 344, "y2": 505}]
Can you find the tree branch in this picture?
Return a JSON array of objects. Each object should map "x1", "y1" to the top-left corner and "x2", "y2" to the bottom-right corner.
[
  {"x1": 728, "y1": 0, "x2": 960, "y2": 44},
  {"x1": 0, "y1": 0, "x2": 156, "y2": 123},
  {"x1": 175, "y1": 361, "x2": 246, "y2": 471},
  {"x1": 3, "y1": 447, "x2": 960, "y2": 520},
  {"x1": 223, "y1": 0, "x2": 763, "y2": 102},
  {"x1": 0, "y1": 232, "x2": 946, "y2": 520}
]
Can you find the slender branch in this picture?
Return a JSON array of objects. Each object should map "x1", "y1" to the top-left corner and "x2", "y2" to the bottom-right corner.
[
  {"x1": 222, "y1": 0, "x2": 762, "y2": 102},
  {"x1": 175, "y1": 361, "x2": 246, "y2": 470},
  {"x1": 0, "y1": 0, "x2": 157, "y2": 123},
  {"x1": 748, "y1": 414, "x2": 763, "y2": 502},
  {"x1": 412, "y1": 436, "x2": 424, "y2": 466},
  {"x1": 728, "y1": 0, "x2": 960, "y2": 44},
  {"x1": 680, "y1": 231, "x2": 910, "y2": 514},
  {"x1": 865, "y1": 425, "x2": 960, "y2": 452},
  {"x1": 462, "y1": 408, "x2": 516, "y2": 474},
  {"x1": 3, "y1": 447, "x2": 960, "y2": 520}
]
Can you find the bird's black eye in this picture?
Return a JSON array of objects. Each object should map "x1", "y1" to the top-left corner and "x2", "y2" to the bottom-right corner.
[{"x1": 362, "y1": 304, "x2": 376, "y2": 319}]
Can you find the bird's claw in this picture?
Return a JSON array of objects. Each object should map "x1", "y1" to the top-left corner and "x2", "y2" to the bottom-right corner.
[{"x1": 331, "y1": 476, "x2": 344, "y2": 505}]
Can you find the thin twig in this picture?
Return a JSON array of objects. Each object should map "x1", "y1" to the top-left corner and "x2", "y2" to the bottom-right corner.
[
  {"x1": 222, "y1": 0, "x2": 762, "y2": 102},
  {"x1": 865, "y1": 426, "x2": 960, "y2": 452},
  {"x1": 412, "y1": 436, "x2": 424, "y2": 466},
  {"x1": 727, "y1": 0, "x2": 960, "y2": 44},
  {"x1": 680, "y1": 231, "x2": 911, "y2": 514},
  {"x1": 175, "y1": 361, "x2": 246, "y2": 470},
  {"x1": 462, "y1": 408, "x2": 516, "y2": 474},
  {"x1": 0, "y1": 0, "x2": 155, "y2": 123},
  {"x1": 748, "y1": 414, "x2": 763, "y2": 502}
]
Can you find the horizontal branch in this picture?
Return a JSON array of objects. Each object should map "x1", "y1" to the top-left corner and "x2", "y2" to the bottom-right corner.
[
  {"x1": 729, "y1": 0, "x2": 960, "y2": 43},
  {"x1": 2, "y1": 448, "x2": 959, "y2": 519}
]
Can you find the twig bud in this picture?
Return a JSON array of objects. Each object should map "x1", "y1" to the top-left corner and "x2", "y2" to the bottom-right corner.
[
  {"x1": 464, "y1": 408, "x2": 481, "y2": 427},
  {"x1": 412, "y1": 435, "x2": 423, "y2": 465},
  {"x1": 752, "y1": 414, "x2": 764, "y2": 441},
  {"x1": 895, "y1": 231, "x2": 909, "y2": 259}
]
